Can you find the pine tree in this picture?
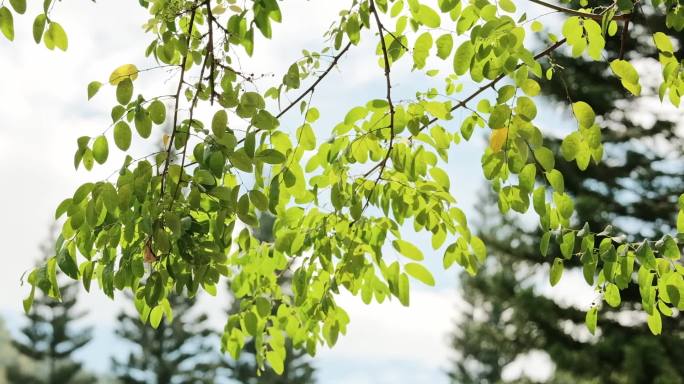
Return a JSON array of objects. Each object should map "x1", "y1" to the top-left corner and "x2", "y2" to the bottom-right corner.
[
  {"x1": 450, "y1": 10, "x2": 684, "y2": 384},
  {"x1": 223, "y1": 213, "x2": 316, "y2": 384},
  {"x1": 6, "y1": 280, "x2": 94, "y2": 384},
  {"x1": 111, "y1": 293, "x2": 220, "y2": 384}
]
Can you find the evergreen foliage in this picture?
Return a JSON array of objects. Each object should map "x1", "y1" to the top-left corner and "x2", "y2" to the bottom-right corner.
[
  {"x1": 6, "y1": 280, "x2": 94, "y2": 384},
  {"x1": 111, "y1": 293, "x2": 220, "y2": 384},
  {"x1": 449, "y1": 10, "x2": 684, "y2": 384}
]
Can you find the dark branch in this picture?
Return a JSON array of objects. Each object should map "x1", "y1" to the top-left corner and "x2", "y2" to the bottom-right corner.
[
  {"x1": 276, "y1": 41, "x2": 353, "y2": 119},
  {"x1": 160, "y1": 7, "x2": 198, "y2": 195},
  {"x1": 418, "y1": 38, "x2": 568, "y2": 134},
  {"x1": 528, "y1": 0, "x2": 629, "y2": 21}
]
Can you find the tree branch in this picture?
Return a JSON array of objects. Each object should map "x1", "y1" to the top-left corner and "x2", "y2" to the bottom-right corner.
[
  {"x1": 418, "y1": 38, "x2": 568, "y2": 134},
  {"x1": 205, "y1": 1, "x2": 216, "y2": 105},
  {"x1": 276, "y1": 41, "x2": 353, "y2": 119},
  {"x1": 358, "y1": 0, "x2": 396, "y2": 213},
  {"x1": 528, "y1": 0, "x2": 629, "y2": 21},
  {"x1": 160, "y1": 7, "x2": 198, "y2": 195}
]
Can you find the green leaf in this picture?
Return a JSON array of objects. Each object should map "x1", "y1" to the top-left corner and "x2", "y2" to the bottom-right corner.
[
  {"x1": 23, "y1": 286, "x2": 35, "y2": 314},
  {"x1": 540, "y1": 231, "x2": 551, "y2": 256},
  {"x1": 453, "y1": 40, "x2": 474, "y2": 76},
  {"x1": 610, "y1": 59, "x2": 641, "y2": 96},
  {"x1": 471, "y1": 236, "x2": 487, "y2": 262},
  {"x1": 653, "y1": 32, "x2": 673, "y2": 53},
  {"x1": 9, "y1": 0, "x2": 26, "y2": 14},
  {"x1": 249, "y1": 190, "x2": 269, "y2": 211},
  {"x1": 256, "y1": 149, "x2": 286, "y2": 164},
  {"x1": 416, "y1": 4, "x2": 440, "y2": 28},
  {"x1": 585, "y1": 307, "x2": 597, "y2": 335},
  {"x1": 560, "y1": 131, "x2": 581, "y2": 162},
  {"x1": 344, "y1": 106, "x2": 368, "y2": 124},
  {"x1": 46, "y1": 22, "x2": 68, "y2": 51},
  {"x1": 32, "y1": 14, "x2": 46, "y2": 43},
  {"x1": 150, "y1": 305, "x2": 163, "y2": 328},
  {"x1": 266, "y1": 350, "x2": 285, "y2": 374},
  {"x1": 521, "y1": 79, "x2": 541, "y2": 97},
  {"x1": 429, "y1": 167, "x2": 450, "y2": 190},
  {"x1": 116, "y1": 78, "x2": 133, "y2": 105},
  {"x1": 113, "y1": 121, "x2": 132, "y2": 151},
  {"x1": 550, "y1": 258, "x2": 564, "y2": 286},
  {"x1": 531, "y1": 20, "x2": 543, "y2": 32},
  {"x1": 229, "y1": 151, "x2": 253, "y2": 172},
  {"x1": 516, "y1": 96, "x2": 537, "y2": 121},
  {"x1": 297, "y1": 124, "x2": 316, "y2": 151},
  {"x1": 488, "y1": 104, "x2": 511, "y2": 129},
  {"x1": 109, "y1": 64, "x2": 139, "y2": 85},
  {"x1": 499, "y1": 0, "x2": 516, "y2": 12},
  {"x1": 148, "y1": 100, "x2": 166, "y2": 124},
  {"x1": 0, "y1": 7, "x2": 15, "y2": 41},
  {"x1": 533, "y1": 147, "x2": 555, "y2": 171},
  {"x1": 134, "y1": 109, "x2": 152, "y2": 138},
  {"x1": 92, "y1": 136, "x2": 109, "y2": 164},
  {"x1": 604, "y1": 283, "x2": 621, "y2": 307},
  {"x1": 572, "y1": 101, "x2": 595, "y2": 128},
  {"x1": 518, "y1": 163, "x2": 536, "y2": 192},
  {"x1": 554, "y1": 192, "x2": 574, "y2": 219},
  {"x1": 393, "y1": 240, "x2": 424, "y2": 261},
  {"x1": 398, "y1": 273, "x2": 410, "y2": 306},
  {"x1": 212, "y1": 110, "x2": 228, "y2": 137},
  {"x1": 305, "y1": 108, "x2": 319, "y2": 123},
  {"x1": 405, "y1": 263, "x2": 435, "y2": 286},
  {"x1": 283, "y1": 63, "x2": 300, "y2": 89},
  {"x1": 647, "y1": 310, "x2": 662, "y2": 335},
  {"x1": 87, "y1": 81, "x2": 102, "y2": 100},
  {"x1": 413, "y1": 32, "x2": 433, "y2": 69},
  {"x1": 435, "y1": 34, "x2": 453, "y2": 60},
  {"x1": 661, "y1": 235, "x2": 680, "y2": 260},
  {"x1": 560, "y1": 232, "x2": 575, "y2": 259},
  {"x1": 545, "y1": 169, "x2": 564, "y2": 193}
]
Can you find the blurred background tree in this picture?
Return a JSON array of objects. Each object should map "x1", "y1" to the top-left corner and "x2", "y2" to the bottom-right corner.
[
  {"x1": 449, "y1": 8, "x2": 684, "y2": 384},
  {"x1": 6, "y1": 230, "x2": 94, "y2": 384},
  {"x1": 111, "y1": 293, "x2": 220, "y2": 384},
  {"x1": 0, "y1": 317, "x2": 27, "y2": 384},
  {"x1": 222, "y1": 212, "x2": 316, "y2": 384}
]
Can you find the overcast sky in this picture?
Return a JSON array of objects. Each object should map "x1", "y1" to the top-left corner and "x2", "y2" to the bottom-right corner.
[{"x1": 0, "y1": 1, "x2": 597, "y2": 382}]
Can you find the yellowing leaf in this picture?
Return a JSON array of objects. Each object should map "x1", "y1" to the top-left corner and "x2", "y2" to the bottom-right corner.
[
  {"x1": 489, "y1": 128, "x2": 508, "y2": 152},
  {"x1": 109, "y1": 64, "x2": 139, "y2": 85}
]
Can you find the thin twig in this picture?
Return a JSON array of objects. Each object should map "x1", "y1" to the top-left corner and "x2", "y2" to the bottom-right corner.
[
  {"x1": 206, "y1": 1, "x2": 216, "y2": 105},
  {"x1": 528, "y1": 0, "x2": 629, "y2": 21},
  {"x1": 358, "y1": 0, "x2": 396, "y2": 214},
  {"x1": 417, "y1": 38, "x2": 568, "y2": 134},
  {"x1": 160, "y1": 7, "x2": 198, "y2": 195},
  {"x1": 276, "y1": 41, "x2": 353, "y2": 119},
  {"x1": 619, "y1": 14, "x2": 632, "y2": 60}
]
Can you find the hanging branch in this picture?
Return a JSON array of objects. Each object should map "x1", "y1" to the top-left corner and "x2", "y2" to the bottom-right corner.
[
  {"x1": 160, "y1": 7, "x2": 198, "y2": 195},
  {"x1": 358, "y1": 0, "x2": 397, "y2": 212}
]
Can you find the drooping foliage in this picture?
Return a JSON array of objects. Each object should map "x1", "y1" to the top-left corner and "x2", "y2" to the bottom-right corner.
[
  {"x1": 224, "y1": 213, "x2": 316, "y2": 383},
  {"x1": 449, "y1": 8, "x2": 684, "y2": 383},
  {"x1": 3, "y1": 0, "x2": 684, "y2": 373}
]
